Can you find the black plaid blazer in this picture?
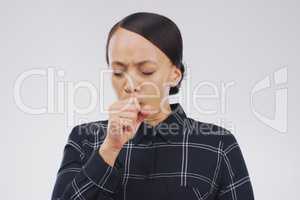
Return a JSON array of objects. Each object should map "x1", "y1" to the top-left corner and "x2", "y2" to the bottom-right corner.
[{"x1": 52, "y1": 103, "x2": 255, "y2": 200}]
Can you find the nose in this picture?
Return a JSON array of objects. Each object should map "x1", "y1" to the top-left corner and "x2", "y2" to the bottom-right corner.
[
  {"x1": 124, "y1": 86, "x2": 137, "y2": 93},
  {"x1": 124, "y1": 75, "x2": 140, "y2": 94},
  {"x1": 124, "y1": 83, "x2": 139, "y2": 94}
]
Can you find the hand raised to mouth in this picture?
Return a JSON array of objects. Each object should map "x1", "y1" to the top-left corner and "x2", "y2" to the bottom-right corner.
[{"x1": 99, "y1": 95, "x2": 155, "y2": 167}]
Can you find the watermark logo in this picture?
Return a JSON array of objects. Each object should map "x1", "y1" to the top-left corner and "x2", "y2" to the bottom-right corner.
[
  {"x1": 250, "y1": 66, "x2": 288, "y2": 133},
  {"x1": 13, "y1": 65, "x2": 288, "y2": 134}
]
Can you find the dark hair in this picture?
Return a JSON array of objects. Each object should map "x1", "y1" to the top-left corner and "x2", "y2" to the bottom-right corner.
[{"x1": 105, "y1": 12, "x2": 185, "y2": 95}]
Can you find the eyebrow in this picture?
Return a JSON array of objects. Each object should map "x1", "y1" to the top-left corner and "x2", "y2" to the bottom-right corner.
[{"x1": 111, "y1": 60, "x2": 157, "y2": 67}]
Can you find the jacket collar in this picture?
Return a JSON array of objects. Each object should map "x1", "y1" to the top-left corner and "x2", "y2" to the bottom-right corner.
[{"x1": 132, "y1": 103, "x2": 189, "y2": 146}]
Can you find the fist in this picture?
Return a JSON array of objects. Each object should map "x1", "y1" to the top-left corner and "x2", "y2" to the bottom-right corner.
[{"x1": 103, "y1": 96, "x2": 153, "y2": 151}]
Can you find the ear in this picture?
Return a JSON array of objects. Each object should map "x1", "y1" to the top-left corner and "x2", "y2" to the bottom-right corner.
[{"x1": 168, "y1": 65, "x2": 182, "y2": 87}]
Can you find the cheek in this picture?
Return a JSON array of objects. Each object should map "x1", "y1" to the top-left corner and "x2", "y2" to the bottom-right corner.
[
  {"x1": 141, "y1": 75, "x2": 168, "y2": 97},
  {"x1": 152, "y1": 72, "x2": 169, "y2": 90},
  {"x1": 111, "y1": 77, "x2": 123, "y2": 95}
]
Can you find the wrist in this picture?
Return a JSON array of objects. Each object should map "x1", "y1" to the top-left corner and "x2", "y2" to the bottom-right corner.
[
  {"x1": 101, "y1": 139, "x2": 122, "y2": 153},
  {"x1": 98, "y1": 141, "x2": 121, "y2": 167}
]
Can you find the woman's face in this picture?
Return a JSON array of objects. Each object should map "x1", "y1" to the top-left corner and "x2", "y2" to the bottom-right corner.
[{"x1": 107, "y1": 27, "x2": 181, "y2": 110}]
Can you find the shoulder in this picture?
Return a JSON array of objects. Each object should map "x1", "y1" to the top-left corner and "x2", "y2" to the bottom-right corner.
[
  {"x1": 186, "y1": 117, "x2": 238, "y2": 149},
  {"x1": 67, "y1": 119, "x2": 109, "y2": 144}
]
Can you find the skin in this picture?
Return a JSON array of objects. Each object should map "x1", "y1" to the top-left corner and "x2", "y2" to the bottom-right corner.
[{"x1": 99, "y1": 27, "x2": 182, "y2": 166}]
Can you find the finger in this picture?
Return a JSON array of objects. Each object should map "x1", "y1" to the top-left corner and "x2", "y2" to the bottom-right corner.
[
  {"x1": 118, "y1": 98, "x2": 141, "y2": 112},
  {"x1": 119, "y1": 117, "x2": 134, "y2": 126},
  {"x1": 123, "y1": 96, "x2": 141, "y2": 112},
  {"x1": 107, "y1": 117, "x2": 122, "y2": 137},
  {"x1": 118, "y1": 111, "x2": 138, "y2": 120},
  {"x1": 120, "y1": 117, "x2": 135, "y2": 134},
  {"x1": 111, "y1": 103, "x2": 138, "y2": 114}
]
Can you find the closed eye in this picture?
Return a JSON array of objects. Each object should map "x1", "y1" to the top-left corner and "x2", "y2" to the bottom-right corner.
[
  {"x1": 141, "y1": 71, "x2": 155, "y2": 76},
  {"x1": 113, "y1": 69, "x2": 124, "y2": 77}
]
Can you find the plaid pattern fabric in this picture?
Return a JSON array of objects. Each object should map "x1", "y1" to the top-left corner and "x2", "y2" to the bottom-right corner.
[{"x1": 51, "y1": 103, "x2": 255, "y2": 200}]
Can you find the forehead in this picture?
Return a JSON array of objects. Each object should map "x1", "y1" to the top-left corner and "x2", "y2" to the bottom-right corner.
[{"x1": 108, "y1": 27, "x2": 165, "y2": 63}]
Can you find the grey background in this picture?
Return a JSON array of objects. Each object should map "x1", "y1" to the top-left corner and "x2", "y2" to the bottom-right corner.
[{"x1": 0, "y1": 0, "x2": 299, "y2": 199}]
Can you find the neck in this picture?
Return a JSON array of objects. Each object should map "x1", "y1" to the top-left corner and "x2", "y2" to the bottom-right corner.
[{"x1": 143, "y1": 102, "x2": 172, "y2": 127}]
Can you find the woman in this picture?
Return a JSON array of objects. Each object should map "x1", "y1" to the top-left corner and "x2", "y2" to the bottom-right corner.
[{"x1": 51, "y1": 12, "x2": 255, "y2": 200}]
